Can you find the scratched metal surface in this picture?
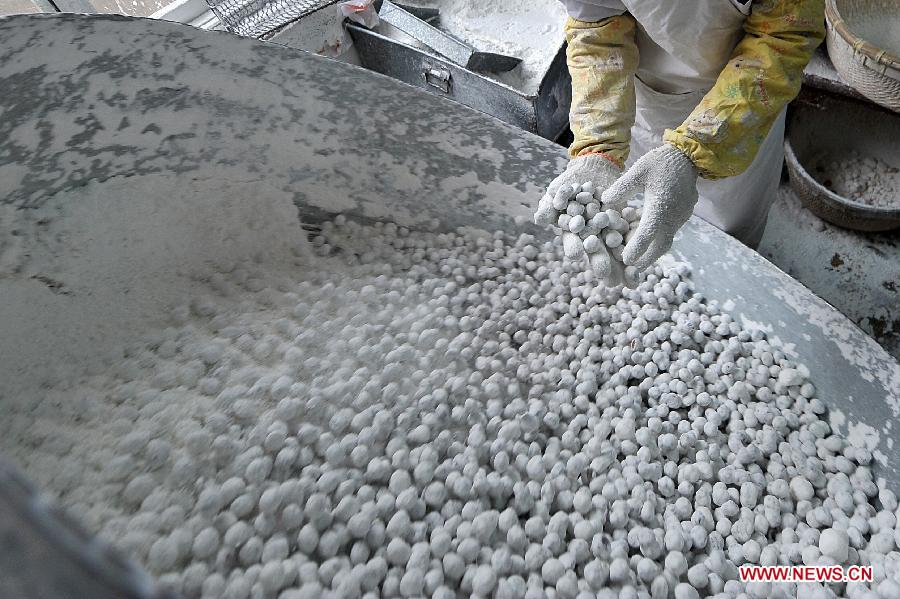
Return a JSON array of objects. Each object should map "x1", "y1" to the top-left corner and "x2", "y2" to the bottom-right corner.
[{"x1": 0, "y1": 10, "x2": 897, "y2": 502}]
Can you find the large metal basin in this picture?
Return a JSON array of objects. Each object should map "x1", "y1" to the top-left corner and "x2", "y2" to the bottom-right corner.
[{"x1": 1, "y1": 13, "x2": 898, "y2": 596}]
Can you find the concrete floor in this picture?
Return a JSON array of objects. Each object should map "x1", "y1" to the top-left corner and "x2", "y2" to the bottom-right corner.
[{"x1": 758, "y1": 185, "x2": 900, "y2": 361}]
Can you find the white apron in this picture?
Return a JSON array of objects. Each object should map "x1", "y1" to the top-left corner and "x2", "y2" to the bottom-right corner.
[{"x1": 563, "y1": 0, "x2": 786, "y2": 247}]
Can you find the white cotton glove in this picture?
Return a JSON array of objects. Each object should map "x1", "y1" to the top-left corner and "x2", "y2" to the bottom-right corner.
[
  {"x1": 600, "y1": 144, "x2": 698, "y2": 271},
  {"x1": 539, "y1": 153, "x2": 622, "y2": 205},
  {"x1": 534, "y1": 154, "x2": 626, "y2": 283}
]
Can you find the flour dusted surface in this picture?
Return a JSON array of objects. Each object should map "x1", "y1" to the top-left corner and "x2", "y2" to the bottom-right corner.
[
  {"x1": 0, "y1": 175, "x2": 308, "y2": 396},
  {"x1": 813, "y1": 151, "x2": 899, "y2": 209}
]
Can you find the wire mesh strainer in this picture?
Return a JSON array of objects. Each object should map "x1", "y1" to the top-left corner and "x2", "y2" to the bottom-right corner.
[{"x1": 205, "y1": 0, "x2": 341, "y2": 38}]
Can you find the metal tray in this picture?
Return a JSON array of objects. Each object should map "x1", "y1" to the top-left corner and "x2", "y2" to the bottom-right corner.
[
  {"x1": 785, "y1": 90, "x2": 900, "y2": 231},
  {"x1": 346, "y1": 22, "x2": 571, "y2": 141}
]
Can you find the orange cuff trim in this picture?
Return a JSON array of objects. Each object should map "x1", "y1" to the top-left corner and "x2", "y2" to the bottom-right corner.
[{"x1": 580, "y1": 151, "x2": 625, "y2": 170}]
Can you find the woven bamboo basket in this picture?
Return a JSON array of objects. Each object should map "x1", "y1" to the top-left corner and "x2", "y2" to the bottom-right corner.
[{"x1": 825, "y1": 0, "x2": 900, "y2": 112}]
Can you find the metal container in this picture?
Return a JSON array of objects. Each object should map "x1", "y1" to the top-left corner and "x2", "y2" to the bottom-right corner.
[
  {"x1": 785, "y1": 91, "x2": 900, "y2": 231},
  {"x1": 346, "y1": 22, "x2": 571, "y2": 141}
]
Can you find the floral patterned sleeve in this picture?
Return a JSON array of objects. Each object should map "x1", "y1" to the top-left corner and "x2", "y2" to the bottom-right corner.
[
  {"x1": 663, "y1": 0, "x2": 826, "y2": 180},
  {"x1": 566, "y1": 14, "x2": 640, "y2": 168}
]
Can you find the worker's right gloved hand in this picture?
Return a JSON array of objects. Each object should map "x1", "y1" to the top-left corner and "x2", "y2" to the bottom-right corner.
[
  {"x1": 534, "y1": 153, "x2": 628, "y2": 285},
  {"x1": 601, "y1": 144, "x2": 699, "y2": 271}
]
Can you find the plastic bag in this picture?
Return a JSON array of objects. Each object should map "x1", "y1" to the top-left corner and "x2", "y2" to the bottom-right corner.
[{"x1": 338, "y1": 0, "x2": 379, "y2": 28}]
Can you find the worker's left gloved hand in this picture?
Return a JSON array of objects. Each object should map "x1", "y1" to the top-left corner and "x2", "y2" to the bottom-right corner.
[
  {"x1": 534, "y1": 154, "x2": 625, "y2": 283},
  {"x1": 601, "y1": 144, "x2": 698, "y2": 271},
  {"x1": 538, "y1": 153, "x2": 622, "y2": 207}
]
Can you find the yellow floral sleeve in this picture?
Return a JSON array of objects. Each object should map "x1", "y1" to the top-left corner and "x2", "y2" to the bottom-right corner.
[
  {"x1": 664, "y1": 0, "x2": 826, "y2": 179},
  {"x1": 566, "y1": 15, "x2": 640, "y2": 167}
]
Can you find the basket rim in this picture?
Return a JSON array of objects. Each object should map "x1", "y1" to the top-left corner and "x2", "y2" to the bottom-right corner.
[{"x1": 825, "y1": 0, "x2": 900, "y2": 70}]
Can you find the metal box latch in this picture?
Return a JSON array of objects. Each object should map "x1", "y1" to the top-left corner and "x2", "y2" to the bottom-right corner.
[{"x1": 423, "y1": 64, "x2": 451, "y2": 93}]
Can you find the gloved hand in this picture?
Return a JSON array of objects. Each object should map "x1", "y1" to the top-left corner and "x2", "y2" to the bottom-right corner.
[
  {"x1": 534, "y1": 153, "x2": 626, "y2": 284},
  {"x1": 541, "y1": 153, "x2": 621, "y2": 203},
  {"x1": 600, "y1": 144, "x2": 698, "y2": 271}
]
